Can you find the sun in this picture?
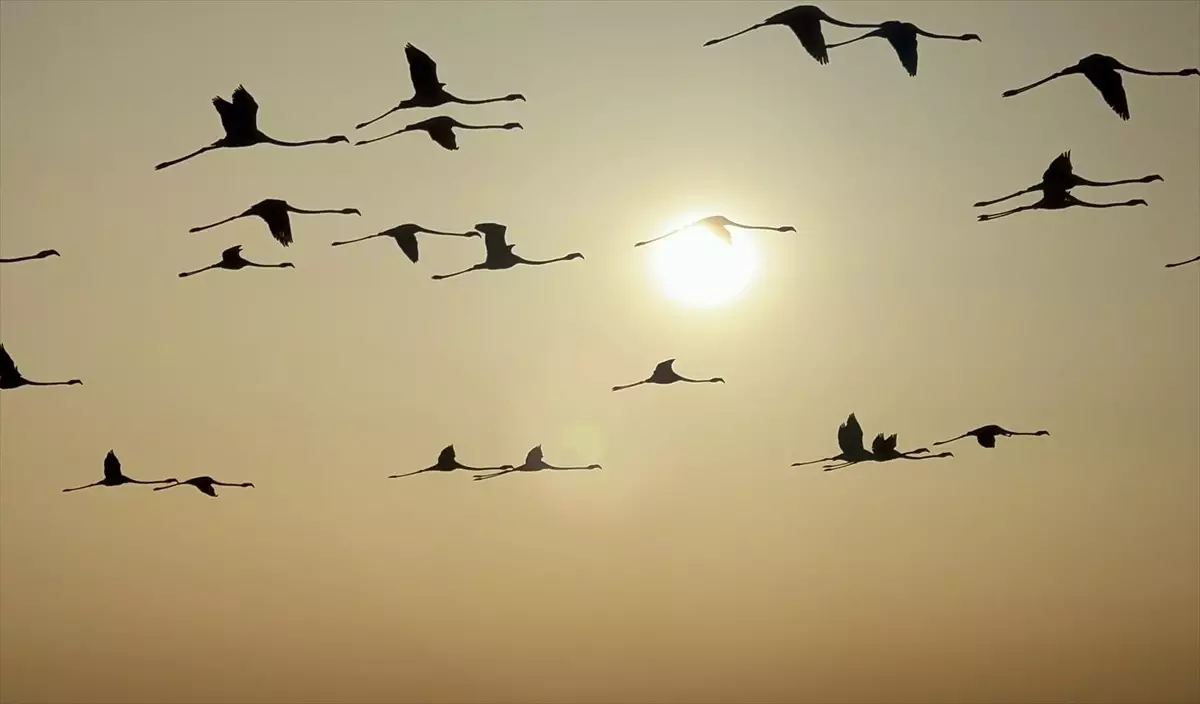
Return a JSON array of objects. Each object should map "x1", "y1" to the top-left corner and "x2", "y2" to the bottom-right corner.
[{"x1": 647, "y1": 218, "x2": 758, "y2": 308}]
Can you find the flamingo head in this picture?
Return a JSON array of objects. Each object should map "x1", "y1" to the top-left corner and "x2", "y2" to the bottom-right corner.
[
  {"x1": 564, "y1": 252, "x2": 584, "y2": 261},
  {"x1": 340, "y1": 208, "x2": 362, "y2": 216},
  {"x1": 961, "y1": 33, "x2": 982, "y2": 41},
  {"x1": 66, "y1": 379, "x2": 83, "y2": 385},
  {"x1": 1182, "y1": 68, "x2": 1200, "y2": 76},
  {"x1": 1034, "y1": 430, "x2": 1050, "y2": 436},
  {"x1": 280, "y1": 262, "x2": 297, "y2": 268},
  {"x1": 505, "y1": 93, "x2": 527, "y2": 102},
  {"x1": 38, "y1": 249, "x2": 61, "y2": 258},
  {"x1": 326, "y1": 135, "x2": 351, "y2": 144},
  {"x1": 502, "y1": 122, "x2": 524, "y2": 130},
  {"x1": 1142, "y1": 175, "x2": 1165, "y2": 183}
]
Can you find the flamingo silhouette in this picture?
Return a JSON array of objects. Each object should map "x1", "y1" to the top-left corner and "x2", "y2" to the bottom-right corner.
[
  {"x1": 932, "y1": 424, "x2": 1049, "y2": 449},
  {"x1": 978, "y1": 190, "x2": 1147, "y2": 222},
  {"x1": 825, "y1": 20, "x2": 980, "y2": 76},
  {"x1": 0, "y1": 249, "x2": 59, "y2": 264},
  {"x1": 331, "y1": 224, "x2": 479, "y2": 264},
  {"x1": 153, "y1": 476, "x2": 255, "y2": 497},
  {"x1": 974, "y1": 152, "x2": 1163, "y2": 208},
  {"x1": 0, "y1": 344, "x2": 81, "y2": 389},
  {"x1": 611, "y1": 359, "x2": 725, "y2": 391},
  {"x1": 62, "y1": 451, "x2": 177, "y2": 492},
  {"x1": 431, "y1": 223, "x2": 583, "y2": 280},
  {"x1": 387, "y1": 445, "x2": 513, "y2": 478},
  {"x1": 473, "y1": 445, "x2": 602, "y2": 481},
  {"x1": 1165, "y1": 255, "x2": 1200, "y2": 269},
  {"x1": 820, "y1": 433, "x2": 951, "y2": 471},
  {"x1": 178, "y1": 245, "x2": 295, "y2": 278},
  {"x1": 356, "y1": 44, "x2": 526, "y2": 130},
  {"x1": 791, "y1": 413, "x2": 875, "y2": 469},
  {"x1": 1001, "y1": 54, "x2": 1200, "y2": 120},
  {"x1": 703, "y1": 4, "x2": 882, "y2": 65},
  {"x1": 154, "y1": 85, "x2": 349, "y2": 170},
  {"x1": 634, "y1": 215, "x2": 796, "y2": 248},
  {"x1": 189, "y1": 199, "x2": 361, "y2": 247},
  {"x1": 355, "y1": 115, "x2": 522, "y2": 151}
]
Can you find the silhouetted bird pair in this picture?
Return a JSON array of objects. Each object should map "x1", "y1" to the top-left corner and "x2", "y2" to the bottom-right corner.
[
  {"x1": 388, "y1": 445, "x2": 599, "y2": 481},
  {"x1": 976, "y1": 151, "x2": 1160, "y2": 221},
  {"x1": 62, "y1": 451, "x2": 252, "y2": 497}
]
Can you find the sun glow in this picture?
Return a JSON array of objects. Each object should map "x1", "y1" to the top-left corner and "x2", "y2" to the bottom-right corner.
[{"x1": 647, "y1": 218, "x2": 758, "y2": 308}]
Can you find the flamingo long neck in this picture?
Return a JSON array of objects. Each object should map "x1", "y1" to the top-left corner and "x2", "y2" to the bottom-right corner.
[
  {"x1": 332, "y1": 234, "x2": 385, "y2": 246},
  {"x1": 24, "y1": 379, "x2": 79, "y2": 387},
  {"x1": 260, "y1": 134, "x2": 341, "y2": 147},
  {"x1": 703, "y1": 23, "x2": 767, "y2": 46},
  {"x1": 1119, "y1": 64, "x2": 1195, "y2": 76}
]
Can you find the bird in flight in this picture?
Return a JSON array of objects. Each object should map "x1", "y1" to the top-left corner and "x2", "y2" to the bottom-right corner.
[
  {"x1": 189, "y1": 199, "x2": 361, "y2": 247},
  {"x1": 826, "y1": 433, "x2": 952, "y2": 471},
  {"x1": 973, "y1": 151, "x2": 1163, "y2": 208},
  {"x1": 178, "y1": 245, "x2": 295, "y2": 278},
  {"x1": 0, "y1": 249, "x2": 59, "y2": 264},
  {"x1": 355, "y1": 43, "x2": 526, "y2": 130},
  {"x1": 355, "y1": 115, "x2": 522, "y2": 151},
  {"x1": 153, "y1": 476, "x2": 255, "y2": 497},
  {"x1": 634, "y1": 215, "x2": 796, "y2": 248},
  {"x1": 387, "y1": 445, "x2": 513, "y2": 479},
  {"x1": 473, "y1": 445, "x2": 602, "y2": 481},
  {"x1": 431, "y1": 223, "x2": 583, "y2": 280},
  {"x1": 977, "y1": 189, "x2": 1147, "y2": 222},
  {"x1": 611, "y1": 359, "x2": 725, "y2": 392},
  {"x1": 703, "y1": 4, "x2": 881, "y2": 65},
  {"x1": 154, "y1": 85, "x2": 349, "y2": 170},
  {"x1": 790, "y1": 413, "x2": 876, "y2": 470},
  {"x1": 62, "y1": 451, "x2": 177, "y2": 492},
  {"x1": 932, "y1": 424, "x2": 1049, "y2": 449},
  {"x1": 1001, "y1": 54, "x2": 1200, "y2": 120},
  {"x1": 825, "y1": 20, "x2": 980, "y2": 76},
  {"x1": 0, "y1": 344, "x2": 82, "y2": 389},
  {"x1": 1165, "y1": 255, "x2": 1200, "y2": 269},
  {"x1": 331, "y1": 223, "x2": 479, "y2": 264}
]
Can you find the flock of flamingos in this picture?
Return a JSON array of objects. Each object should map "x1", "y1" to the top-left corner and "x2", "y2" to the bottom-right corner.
[{"x1": 2, "y1": 4, "x2": 1198, "y2": 496}]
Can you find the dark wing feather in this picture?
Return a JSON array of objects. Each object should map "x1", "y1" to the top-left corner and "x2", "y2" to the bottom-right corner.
[
  {"x1": 438, "y1": 445, "x2": 456, "y2": 464},
  {"x1": 870, "y1": 433, "x2": 889, "y2": 456},
  {"x1": 262, "y1": 210, "x2": 294, "y2": 246},
  {"x1": 483, "y1": 228, "x2": 509, "y2": 254},
  {"x1": 1043, "y1": 152, "x2": 1074, "y2": 186},
  {"x1": 104, "y1": 451, "x2": 121, "y2": 480},
  {"x1": 838, "y1": 413, "x2": 865, "y2": 455},
  {"x1": 787, "y1": 21, "x2": 829, "y2": 65},
  {"x1": 978, "y1": 434, "x2": 997, "y2": 449},
  {"x1": 405, "y1": 44, "x2": 443, "y2": 95},
  {"x1": 886, "y1": 30, "x2": 919, "y2": 76},
  {"x1": 220, "y1": 244, "x2": 244, "y2": 261},
  {"x1": 428, "y1": 126, "x2": 458, "y2": 151},
  {"x1": 231, "y1": 86, "x2": 259, "y2": 121},
  {"x1": 395, "y1": 233, "x2": 420, "y2": 263},
  {"x1": 655, "y1": 359, "x2": 677, "y2": 376},
  {"x1": 0, "y1": 344, "x2": 19, "y2": 378},
  {"x1": 526, "y1": 445, "x2": 544, "y2": 465},
  {"x1": 1087, "y1": 68, "x2": 1129, "y2": 120},
  {"x1": 195, "y1": 480, "x2": 218, "y2": 497}
]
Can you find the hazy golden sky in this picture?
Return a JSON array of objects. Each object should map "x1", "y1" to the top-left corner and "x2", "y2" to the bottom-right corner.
[{"x1": 1, "y1": 1, "x2": 1198, "y2": 703}]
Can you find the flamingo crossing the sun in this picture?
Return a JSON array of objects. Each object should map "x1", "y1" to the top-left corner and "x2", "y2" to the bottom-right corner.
[
  {"x1": 178, "y1": 245, "x2": 294, "y2": 278},
  {"x1": 155, "y1": 86, "x2": 349, "y2": 170},
  {"x1": 790, "y1": 413, "x2": 876, "y2": 470},
  {"x1": 703, "y1": 4, "x2": 882, "y2": 65},
  {"x1": 431, "y1": 223, "x2": 584, "y2": 280},
  {"x1": 387, "y1": 445, "x2": 513, "y2": 478},
  {"x1": 0, "y1": 344, "x2": 82, "y2": 390},
  {"x1": 355, "y1": 43, "x2": 526, "y2": 130},
  {"x1": 825, "y1": 20, "x2": 980, "y2": 76},
  {"x1": 331, "y1": 223, "x2": 479, "y2": 264},
  {"x1": 1165, "y1": 255, "x2": 1200, "y2": 269},
  {"x1": 932, "y1": 424, "x2": 1049, "y2": 449},
  {"x1": 354, "y1": 115, "x2": 522, "y2": 152},
  {"x1": 189, "y1": 199, "x2": 361, "y2": 247},
  {"x1": 1001, "y1": 54, "x2": 1200, "y2": 120},
  {"x1": 62, "y1": 451, "x2": 177, "y2": 492},
  {"x1": 473, "y1": 445, "x2": 602, "y2": 481},
  {"x1": 974, "y1": 151, "x2": 1164, "y2": 208},
  {"x1": 611, "y1": 359, "x2": 725, "y2": 392},
  {"x1": 634, "y1": 215, "x2": 796, "y2": 248},
  {"x1": 977, "y1": 189, "x2": 1147, "y2": 222},
  {"x1": 0, "y1": 249, "x2": 59, "y2": 264},
  {"x1": 154, "y1": 476, "x2": 255, "y2": 497}
]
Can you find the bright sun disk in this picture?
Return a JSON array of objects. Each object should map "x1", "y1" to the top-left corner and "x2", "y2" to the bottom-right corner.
[{"x1": 649, "y1": 222, "x2": 758, "y2": 308}]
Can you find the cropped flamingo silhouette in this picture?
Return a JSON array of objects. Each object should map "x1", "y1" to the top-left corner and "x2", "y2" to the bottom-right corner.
[
  {"x1": 974, "y1": 151, "x2": 1163, "y2": 208},
  {"x1": 473, "y1": 445, "x2": 601, "y2": 481},
  {"x1": 154, "y1": 476, "x2": 255, "y2": 497},
  {"x1": 356, "y1": 44, "x2": 526, "y2": 130},
  {"x1": 703, "y1": 4, "x2": 882, "y2": 65},
  {"x1": 190, "y1": 199, "x2": 361, "y2": 247},
  {"x1": 355, "y1": 115, "x2": 522, "y2": 152},
  {"x1": 978, "y1": 190, "x2": 1147, "y2": 222},
  {"x1": 1165, "y1": 255, "x2": 1200, "y2": 269},
  {"x1": 432, "y1": 223, "x2": 583, "y2": 280},
  {"x1": 825, "y1": 20, "x2": 980, "y2": 76},
  {"x1": 822, "y1": 433, "x2": 951, "y2": 471},
  {"x1": 612, "y1": 359, "x2": 724, "y2": 391},
  {"x1": 62, "y1": 451, "x2": 177, "y2": 492},
  {"x1": 388, "y1": 445, "x2": 513, "y2": 478},
  {"x1": 155, "y1": 86, "x2": 349, "y2": 170},
  {"x1": 932, "y1": 424, "x2": 1049, "y2": 449},
  {"x1": 331, "y1": 223, "x2": 479, "y2": 264},
  {"x1": 791, "y1": 413, "x2": 875, "y2": 469},
  {"x1": 1001, "y1": 54, "x2": 1200, "y2": 120},
  {"x1": 634, "y1": 215, "x2": 796, "y2": 248},
  {"x1": 178, "y1": 245, "x2": 294, "y2": 278},
  {"x1": 0, "y1": 249, "x2": 59, "y2": 264},
  {"x1": 0, "y1": 344, "x2": 81, "y2": 389}
]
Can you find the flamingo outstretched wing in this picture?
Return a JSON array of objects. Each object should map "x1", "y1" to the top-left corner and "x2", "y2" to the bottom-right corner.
[{"x1": 405, "y1": 44, "x2": 443, "y2": 95}]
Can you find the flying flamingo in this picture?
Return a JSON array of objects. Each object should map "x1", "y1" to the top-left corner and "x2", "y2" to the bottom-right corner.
[
  {"x1": 978, "y1": 190, "x2": 1147, "y2": 222},
  {"x1": 387, "y1": 445, "x2": 513, "y2": 478},
  {"x1": 355, "y1": 115, "x2": 522, "y2": 151},
  {"x1": 0, "y1": 249, "x2": 59, "y2": 264},
  {"x1": 703, "y1": 4, "x2": 882, "y2": 65},
  {"x1": 824, "y1": 20, "x2": 980, "y2": 76},
  {"x1": 974, "y1": 151, "x2": 1164, "y2": 208},
  {"x1": 790, "y1": 413, "x2": 875, "y2": 469},
  {"x1": 178, "y1": 245, "x2": 294, "y2": 278},
  {"x1": 62, "y1": 451, "x2": 177, "y2": 492},
  {"x1": 154, "y1": 85, "x2": 349, "y2": 170},
  {"x1": 634, "y1": 215, "x2": 796, "y2": 248},
  {"x1": 932, "y1": 424, "x2": 1049, "y2": 449},
  {"x1": 189, "y1": 199, "x2": 361, "y2": 247},
  {"x1": 331, "y1": 223, "x2": 479, "y2": 263},
  {"x1": 0, "y1": 344, "x2": 81, "y2": 390},
  {"x1": 431, "y1": 223, "x2": 583, "y2": 280},
  {"x1": 1001, "y1": 54, "x2": 1200, "y2": 120},
  {"x1": 820, "y1": 433, "x2": 951, "y2": 471},
  {"x1": 1165, "y1": 255, "x2": 1200, "y2": 269},
  {"x1": 611, "y1": 359, "x2": 725, "y2": 392},
  {"x1": 355, "y1": 44, "x2": 526, "y2": 130},
  {"x1": 473, "y1": 445, "x2": 601, "y2": 481},
  {"x1": 154, "y1": 476, "x2": 255, "y2": 497}
]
